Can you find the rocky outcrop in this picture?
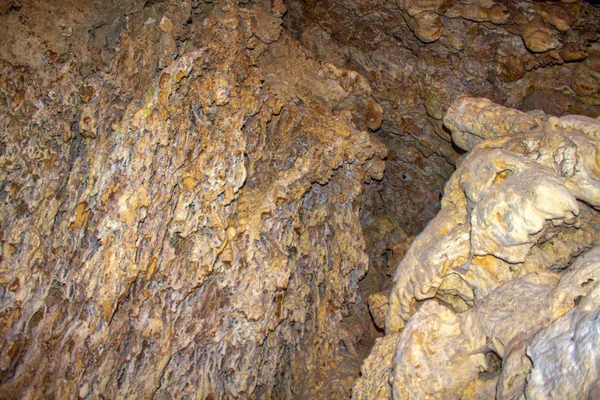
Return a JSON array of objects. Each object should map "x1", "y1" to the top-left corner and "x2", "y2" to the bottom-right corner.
[
  {"x1": 355, "y1": 97, "x2": 600, "y2": 399},
  {"x1": 286, "y1": 0, "x2": 600, "y2": 298},
  {"x1": 2, "y1": 0, "x2": 600, "y2": 398},
  {"x1": 0, "y1": 0, "x2": 387, "y2": 397}
]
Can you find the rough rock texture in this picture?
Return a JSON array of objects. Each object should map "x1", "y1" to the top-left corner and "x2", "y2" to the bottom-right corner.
[
  {"x1": 285, "y1": 0, "x2": 600, "y2": 297},
  {"x1": 354, "y1": 97, "x2": 600, "y2": 399},
  {"x1": 526, "y1": 262, "x2": 600, "y2": 400},
  {"x1": 2, "y1": 0, "x2": 600, "y2": 398},
  {"x1": 0, "y1": 0, "x2": 387, "y2": 397}
]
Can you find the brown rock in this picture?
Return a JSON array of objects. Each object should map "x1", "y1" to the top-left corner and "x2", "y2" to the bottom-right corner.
[
  {"x1": 1, "y1": 0, "x2": 600, "y2": 398},
  {"x1": 522, "y1": 23, "x2": 561, "y2": 53}
]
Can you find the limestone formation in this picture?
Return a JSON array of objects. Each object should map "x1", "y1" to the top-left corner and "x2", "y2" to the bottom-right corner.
[
  {"x1": 1, "y1": 0, "x2": 600, "y2": 398},
  {"x1": 286, "y1": 0, "x2": 600, "y2": 295},
  {"x1": 354, "y1": 97, "x2": 600, "y2": 399},
  {"x1": 0, "y1": 0, "x2": 387, "y2": 397}
]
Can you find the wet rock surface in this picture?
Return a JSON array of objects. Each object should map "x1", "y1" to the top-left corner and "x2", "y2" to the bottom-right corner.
[{"x1": 1, "y1": 0, "x2": 600, "y2": 398}]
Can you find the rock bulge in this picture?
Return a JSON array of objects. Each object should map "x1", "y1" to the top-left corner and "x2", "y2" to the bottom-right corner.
[{"x1": 356, "y1": 98, "x2": 600, "y2": 399}]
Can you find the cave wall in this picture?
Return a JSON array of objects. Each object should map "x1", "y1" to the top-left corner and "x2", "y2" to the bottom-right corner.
[
  {"x1": 1, "y1": 0, "x2": 600, "y2": 399},
  {"x1": 0, "y1": 0, "x2": 387, "y2": 397},
  {"x1": 285, "y1": 0, "x2": 600, "y2": 293},
  {"x1": 355, "y1": 97, "x2": 600, "y2": 399}
]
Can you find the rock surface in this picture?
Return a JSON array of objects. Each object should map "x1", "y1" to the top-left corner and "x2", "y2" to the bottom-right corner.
[
  {"x1": 285, "y1": 0, "x2": 600, "y2": 306},
  {"x1": 0, "y1": 0, "x2": 387, "y2": 397},
  {"x1": 1, "y1": 0, "x2": 600, "y2": 398},
  {"x1": 355, "y1": 97, "x2": 600, "y2": 399}
]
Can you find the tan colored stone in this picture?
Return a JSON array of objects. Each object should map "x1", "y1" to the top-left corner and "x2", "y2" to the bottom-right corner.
[
  {"x1": 0, "y1": 1, "x2": 387, "y2": 397},
  {"x1": 159, "y1": 16, "x2": 174, "y2": 33},
  {"x1": 373, "y1": 97, "x2": 600, "y2": 398},
  {"x1": 367, "y1": 291, "x2": 389, "y2": 329},
  {"x1": 413, "y1": 13, "x2": 443, "y2": 43},
  {"x1": 522, "y1": 23, "x2": 560, "y2": 53},
  {"x1": 352, "y1": 334, "x2": 398, "y2": 399}
]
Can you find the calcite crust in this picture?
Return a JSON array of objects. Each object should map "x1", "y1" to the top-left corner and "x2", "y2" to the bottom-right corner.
[
  {"x1": 1, "y1": 0, "x2": 600, "y2": 398},
  {"x1": 356, "y1": 97, "x2": 600, "y2": 399}
]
